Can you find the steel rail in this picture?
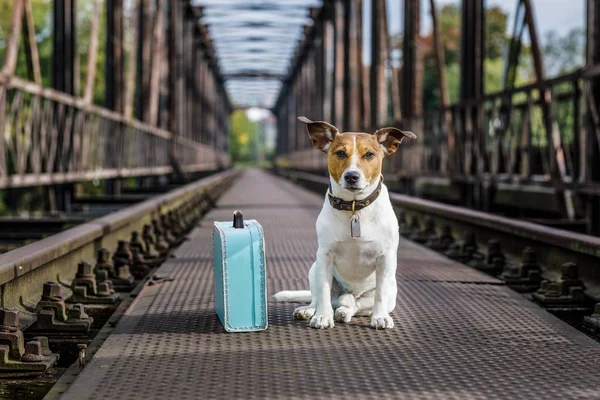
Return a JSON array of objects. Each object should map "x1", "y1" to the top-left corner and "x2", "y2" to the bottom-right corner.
[{"x1": 0, "y1": 168, "x2": 240, "y2": 308}]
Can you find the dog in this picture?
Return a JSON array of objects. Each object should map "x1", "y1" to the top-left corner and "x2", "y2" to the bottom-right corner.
[{"x1": 272, "y1": 116, "x2": 416, "y2": 329}]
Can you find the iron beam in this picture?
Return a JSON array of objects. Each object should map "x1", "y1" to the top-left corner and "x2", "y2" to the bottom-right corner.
[
  {"x1": 401, "y1": 0, "x2": 422, "y2": 119},
  {"x1": 52, "y1": 0, "x2": 76, "y2": 95}
]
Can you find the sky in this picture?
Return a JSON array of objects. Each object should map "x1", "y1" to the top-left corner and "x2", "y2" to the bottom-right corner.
[
  {"x1": 387, "y1": 0, "x2": 585, "y2": 37},
  {"x1": 362, "y1": 0, "x2": 585, "y2": 64}
]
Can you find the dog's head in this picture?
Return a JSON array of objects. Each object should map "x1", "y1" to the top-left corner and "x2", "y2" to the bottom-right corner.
[{"x1": 298, "y1": 116, "x2": 416, "y2": 194}]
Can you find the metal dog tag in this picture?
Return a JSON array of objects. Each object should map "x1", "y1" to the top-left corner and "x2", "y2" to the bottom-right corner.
[{"x1": 350, "y1": 215, "x2": 361, "y2": 238}]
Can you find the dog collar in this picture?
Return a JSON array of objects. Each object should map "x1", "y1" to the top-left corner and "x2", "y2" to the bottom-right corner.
[
  {"x1": 327, "y1": 175, "x2": 383, "y2": 212},
  {"x1": 328, "y1": 176, "x2": 383, "y2": 239}
]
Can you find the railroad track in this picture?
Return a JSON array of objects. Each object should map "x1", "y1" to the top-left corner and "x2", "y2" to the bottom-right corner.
[
  {"x1": 0, "y1": 169, "x2": 239, "y2": 399},
  {"x1": 275, "y1": 168, "x2": 600, "y2": 338}
]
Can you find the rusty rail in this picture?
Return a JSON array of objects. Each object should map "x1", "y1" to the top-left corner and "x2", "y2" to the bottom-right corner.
[{"x1": 0, "y1": 168, "x2": 240, "y2": 309}]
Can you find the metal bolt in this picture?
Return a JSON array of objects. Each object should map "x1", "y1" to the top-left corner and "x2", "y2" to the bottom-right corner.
[
  {"x1": 77, "y1": 261, "x2": 94, "y2": 278},
  {"x1": 42, "y1": 282, "x2": 62, "y2": 299},
  {"x1": 143, "y1": 224, "x2": 153, "y2": 236},
  {"x1": 78, "y1": 344, "x2": 87, "y2": 368},
  {"x1": 32, "y1": 336, "x2": 52, "y2": 356},
  {"x1": 131, "y1": 247, "x2": 141, "y2": 257},
  {"x1": 96, "y1": 268, "x2": 109, "y2": 282},
  {"x1": 97, "y1": 248, "x2": 110, "y2": 262},
  {"x1": 561, "y1": 262, "x2": 579, "y2": 279},
  {"x1": 130, "y1": 231, "x2": 146, "y2": 252},
  {"x1": 546, "y1": 282, "x2": 561, "y2": 297},
  {"x1": 97, "y1": 282, "x2": 111, "y2": 295},
  {"x1": 67, "y1": 304, "x2": 89, "y2": 321},
  {"x1": 0, "y1": 308, "x2": 19, "y2": 332},
  {"x1": 21, "y1": 341, "x2": 45, "y2": 362}
]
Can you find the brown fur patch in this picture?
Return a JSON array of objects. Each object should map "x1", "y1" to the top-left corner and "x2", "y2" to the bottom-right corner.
[
  {"x1": 327, "y1": 133, "x2": 384, "y2": 184},
  {"x1": 356, "y1": 135, "x2": 384, "y2": 183},
  {"x1": 375, "y1": 127, "x2": 417, "y2": 155}
]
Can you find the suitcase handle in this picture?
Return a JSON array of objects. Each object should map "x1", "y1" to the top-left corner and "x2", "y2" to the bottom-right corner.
[{"x1": 233, "y1": 210, "x2": 244, "y2": 229}]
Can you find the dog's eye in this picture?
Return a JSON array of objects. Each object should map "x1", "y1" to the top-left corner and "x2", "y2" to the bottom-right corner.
[
  {"x1": 335, "y1": 150, "x2": 347, "y2": 158},
  {"x1": 364, "y1": 151, "x2": 375, "y2": 159}
]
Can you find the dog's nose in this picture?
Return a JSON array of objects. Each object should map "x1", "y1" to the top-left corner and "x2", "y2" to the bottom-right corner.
[{"x1": 344, "y1": 171, "x2": 360, "y2": 185}]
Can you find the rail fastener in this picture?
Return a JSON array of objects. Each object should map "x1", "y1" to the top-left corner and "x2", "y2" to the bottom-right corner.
[
  {"x1": 25, "y1": 282, "x2": 93, "y2": 334},
  {"x1": 0, "y1": 309, "x2": 59, "y2": 375}
]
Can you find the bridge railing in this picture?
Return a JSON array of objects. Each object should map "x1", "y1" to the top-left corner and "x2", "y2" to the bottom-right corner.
[
  {"x1": 0, "y1": 1, "x2": 231, "y2": 190},
  {"x1": 0, "y1": 75, "x2": 227, "y2": 188},
  {"x1": 390, "y1": 69, "x2": 593, "y2": 187},
  {"x1": 277, "y1": 68, "x2": 599, "y2": 194}
]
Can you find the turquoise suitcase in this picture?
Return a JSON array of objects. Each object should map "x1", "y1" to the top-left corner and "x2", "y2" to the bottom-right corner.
[{"x1": 213, "y1": 210, "x2": 267, "y2": 332}]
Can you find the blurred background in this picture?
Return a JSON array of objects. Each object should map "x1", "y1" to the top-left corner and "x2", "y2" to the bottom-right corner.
[
  {"x1": 0, "y1": 0, "x2": 586, "y2": 168},
  {"x1": 0, "y1": 0, "x2": 596, "y2": 234}
]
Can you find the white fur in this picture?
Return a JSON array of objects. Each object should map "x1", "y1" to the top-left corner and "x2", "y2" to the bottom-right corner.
[
  {"x1": 272, "y1": 290, "x2": 312, "y2": 303},
  {"x1": 273, "y1": 138, "x2": 399, "y2": 330}
]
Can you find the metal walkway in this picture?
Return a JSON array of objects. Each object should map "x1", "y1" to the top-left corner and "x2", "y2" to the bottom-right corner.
[{"x1": 62, "y1": 169, "x2": 600, "y2": 400}]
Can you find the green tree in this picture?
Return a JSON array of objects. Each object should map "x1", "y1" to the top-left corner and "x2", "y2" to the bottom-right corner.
[
  {"x1": 0, "y1": 1, "x2": 107, "y2": 105},
  {"x1": 229, "y1": 110, "x2": 258, "y2": 165},
  {"x1": 77, "y1": 1, "x2": 107, "y2": 104},
  {"x1": 543, "y1": 28, "x2": 585, "y2": 77},
  {"x1": 486, "y1": 7, "x2": 508, "y2": 60},
  {"x1": 0, "y1": 0, "x2": 53, "y2": 85}
]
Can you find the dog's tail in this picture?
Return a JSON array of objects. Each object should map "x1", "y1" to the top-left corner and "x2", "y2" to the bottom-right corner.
[{"x1": 272, "y1": 290, "x2": 312, "y2": 303}]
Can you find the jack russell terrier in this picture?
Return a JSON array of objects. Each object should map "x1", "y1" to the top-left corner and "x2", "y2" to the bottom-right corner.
[{"x1": 273, "y1": 116, "x2": 416, "y2": 329}]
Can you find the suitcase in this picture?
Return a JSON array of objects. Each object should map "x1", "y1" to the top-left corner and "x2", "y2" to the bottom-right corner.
[{"x1": 213, "y1": 210, "x2": 267, "y2": 332}]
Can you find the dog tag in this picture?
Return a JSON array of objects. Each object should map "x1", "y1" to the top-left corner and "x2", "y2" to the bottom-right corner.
[{"x1": 350, "y1": 215, "x2": 361, "y2": 238}]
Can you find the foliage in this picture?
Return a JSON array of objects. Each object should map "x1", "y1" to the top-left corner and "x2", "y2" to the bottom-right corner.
[
  {"x1": 0, "y1": 0, "x2": 108, "y2": 105},
  {"x1": 418, "y1": 4, "x2": 585, "y2": 112},
  {"x1": 229, "y1": 110, "x2": 259, "y2": 165},
  {"x1": 543, "y1": 28, "x2": 585, "y2": 77},
  {"x1": 76, "y1": 0, "x2": 108, "y2": 104},
  {"x1": 0, "y1": 0, "x2": 53, "y2": 86}
]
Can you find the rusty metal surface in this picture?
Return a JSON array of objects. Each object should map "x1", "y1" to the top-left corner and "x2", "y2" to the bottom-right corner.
[
  {"x1": 0, "y1": 169, "x2": 238, "y2": 287},
  {"x1": 62, "y1": 169, "x2": 600, "y2": 400}
]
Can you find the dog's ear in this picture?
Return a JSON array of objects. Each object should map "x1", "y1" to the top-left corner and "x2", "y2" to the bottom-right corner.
[
  {"x1": 298, "y1": 116, "x2": 339, "y2": 153},
  {"x1": 374, "y1": 127, "x2": 417, "y2": 156}
]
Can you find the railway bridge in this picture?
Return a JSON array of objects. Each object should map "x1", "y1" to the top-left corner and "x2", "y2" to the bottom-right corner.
[{"x1": 0, "y1": 0, "x2": 599, "y2": 399}]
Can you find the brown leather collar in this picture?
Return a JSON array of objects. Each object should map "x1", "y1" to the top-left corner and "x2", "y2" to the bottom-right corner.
[{"x1": 327, "y1": 176, "x2": 383, "y2": 212}]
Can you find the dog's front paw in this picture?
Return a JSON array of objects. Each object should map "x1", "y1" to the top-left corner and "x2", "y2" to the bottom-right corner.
[
  {"x1": 334, "y1": 306, "x2": 353, "y2": 323},
  {"x1": 309, "y1": 313, "x2": 335, "y2": 329},
  {"x1": 293, "y1": 305, "x2": 316, "y2": 320},
  {"x1": 371, "y1": 314, "x2": 394, "y2": 329}
]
